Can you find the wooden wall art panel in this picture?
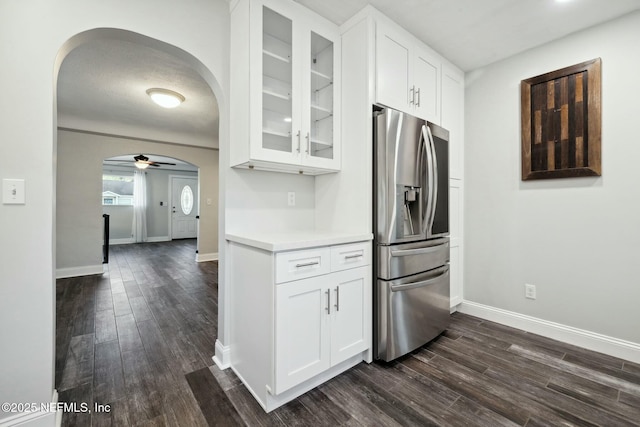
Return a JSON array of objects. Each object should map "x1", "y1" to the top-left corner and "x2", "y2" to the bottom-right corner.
[{"x1": 521, "y1": 58, "x2": 601, "y2": 180}]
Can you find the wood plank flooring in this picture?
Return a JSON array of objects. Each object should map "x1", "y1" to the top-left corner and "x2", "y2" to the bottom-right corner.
[{"x1": 56, "y1": 240, "x2": 640, "y2": 426}]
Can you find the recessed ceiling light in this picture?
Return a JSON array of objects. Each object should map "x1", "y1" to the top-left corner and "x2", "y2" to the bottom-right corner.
[
  {"x1": 146, "y1": 88, "x2": 185, "y2": 108},
  {"x1": 284, "y1": 117, "x2": 292, "y2": 122}
]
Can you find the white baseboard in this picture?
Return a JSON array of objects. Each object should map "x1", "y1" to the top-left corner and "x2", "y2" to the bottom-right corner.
[
  {"x1": 56, "y1": 264, "x2": 104, "y2": 279},
  {"x1": 0, "y1": 390, "x2": 59, "y2": 427},
  {"x1": 146, "y1": 236, "x2": 171, "y2": 243},
  {"x1": 108, "y1": 238, "x2": 134, "y2": 245},
  {"x1": 196, "y1": 252, "x2": 218, "y2": 262},
  {"x1": 212, "y1": 339, "x2": 231, "y2": 369},
  {"x1": 459, "y1": 300, "x2": 640, "y2": 364}
]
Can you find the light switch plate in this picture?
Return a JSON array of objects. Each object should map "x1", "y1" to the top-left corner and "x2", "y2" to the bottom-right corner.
[{"x1": 3, "y1": 179, "x2": 25, "y2": 204}]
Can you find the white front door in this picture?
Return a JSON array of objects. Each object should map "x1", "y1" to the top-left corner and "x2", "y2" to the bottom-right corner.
[{"x1": 171, "y1": 177, "x2": 198, "y2": 239}]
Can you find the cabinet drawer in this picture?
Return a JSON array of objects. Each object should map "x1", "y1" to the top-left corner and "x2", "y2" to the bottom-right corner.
[
  {"x1": 276, "y1": 247, "x2": 331, "y2": 284},
  {"x1": 330, "y1": 242, "x2": 370, "y2": 272}
]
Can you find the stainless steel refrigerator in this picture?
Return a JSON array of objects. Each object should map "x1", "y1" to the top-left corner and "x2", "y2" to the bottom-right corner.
[{"x1": 373, "y1": 106, "x2": 450, "y2": 362}]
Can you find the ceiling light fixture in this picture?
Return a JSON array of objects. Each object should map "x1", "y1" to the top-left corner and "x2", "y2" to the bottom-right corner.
[
  {"x1": 146, "y1": 88, "x2": 185, "y2": 108},
  {"x1": 134, "y1": 154, "x2": 151, "y2": 169}
]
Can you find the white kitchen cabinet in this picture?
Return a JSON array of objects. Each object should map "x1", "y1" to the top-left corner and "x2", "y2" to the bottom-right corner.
[
  {"x1": 449, "y1": 179, "x2": 463, "y2": 307},
  {"x1": 230, "y1": 0, "x2": 341, "y2": 175},
  {"x1": 228, "y1": 235, "x2": 371, "y2": 412},
  {"x1": 442, "y1": 63, "x2": 465, "y2": 180},
  {"x1": 375, "y1": 21, "x2": 440, "y2": 123},
  {"x1": 274, "y1": 265, "x2": 369, "y2": 394}
]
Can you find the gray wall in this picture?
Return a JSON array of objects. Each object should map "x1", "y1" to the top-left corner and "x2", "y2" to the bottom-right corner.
[
  {"x1": 57, "y1": 130, "x2": 219, "y2": 270},
  {"x1": 464, "y1": 11, "x2": 640, "y2": 344},
  {"x1": 102, "y1": 167, "x2": 198, "y2": 241}
]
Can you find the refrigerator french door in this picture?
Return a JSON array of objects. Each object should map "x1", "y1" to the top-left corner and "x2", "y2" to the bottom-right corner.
[{"x1": 373, "y1": 106, "x2": 450, "y2": 362}]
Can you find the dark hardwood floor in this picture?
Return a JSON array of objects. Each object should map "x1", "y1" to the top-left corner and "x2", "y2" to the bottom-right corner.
[{"x1": 56, "y1": 240, "x2": 640, "y2": 426}]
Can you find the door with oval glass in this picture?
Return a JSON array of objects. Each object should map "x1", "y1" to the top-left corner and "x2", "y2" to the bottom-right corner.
[{"x1": 171, "y1": 176, "x2": 198, "y2": 239}]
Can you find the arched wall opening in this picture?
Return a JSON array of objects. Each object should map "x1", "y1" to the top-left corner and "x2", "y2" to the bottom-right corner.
[{"x1": 53, "y1": 27, "x2": 228, "y2": 380}]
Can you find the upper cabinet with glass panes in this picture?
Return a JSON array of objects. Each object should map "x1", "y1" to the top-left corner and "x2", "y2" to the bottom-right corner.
[{"x1": 229, "y1": 0, "x2": 341, "y2": 175}]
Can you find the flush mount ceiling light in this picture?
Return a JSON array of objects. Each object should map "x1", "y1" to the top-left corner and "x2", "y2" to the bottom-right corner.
[{"x1": 146, "y1": 88, "x2": 185, "y2": 108}]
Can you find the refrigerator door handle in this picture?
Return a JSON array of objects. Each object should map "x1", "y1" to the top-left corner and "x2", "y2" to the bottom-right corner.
[
  {"x1": 426, "y1": 125, "x2": 438, "y2": 236},
  {"x1": 390, "y1": 265, "x2": 449, "y2": 292},
  {"x1": 421, "y1": 125, "x2": 435, "y2": 235}
]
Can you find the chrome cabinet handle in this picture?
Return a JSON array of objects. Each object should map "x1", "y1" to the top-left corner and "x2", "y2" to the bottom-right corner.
[
  {"x1": 334, "y1": 287, "x2": 339, "y2": 311},
  {"x1": 344, "y1": 253, "x2": 362, "y2": 260},
  {"x1": 326, "y1": 290, "x2": 331, "y2": 314},
  {"x1": 305, "y1": 132, "x2": 310, "y2": 154},
  {"x1": 296, "y1": 130, "x2": 301, "y2": 153},
  {"x1": 416, "y1": 88, "x2": 421, "y2": 107},
  {"x1": 409, "y1": 85, "x2": 415, "y2": 105},
  {"x1": 295, "y1": 261, "x2": 319, "y2": 268}
]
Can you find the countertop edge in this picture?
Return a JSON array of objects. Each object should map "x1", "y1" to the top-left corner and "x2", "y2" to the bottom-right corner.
[{"x1": 226, "y1": 232, "x2": 373, "y2": 252}]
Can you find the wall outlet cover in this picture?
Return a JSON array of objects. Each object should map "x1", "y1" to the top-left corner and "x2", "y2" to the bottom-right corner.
[{"x1": 525, "y1": 283, "x2": 537, "y2": 300}]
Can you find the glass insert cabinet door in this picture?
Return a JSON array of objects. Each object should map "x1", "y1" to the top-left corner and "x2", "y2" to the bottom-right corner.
[
  {"x1": 258, "y1": 4, "x2": 337, "y2": 169},
  {"x1": 262, "y1": 6, "x2": 294, "y2": 155},
  {"x1": 308, "y1": 32, "x2": 334, "y2": 162}
]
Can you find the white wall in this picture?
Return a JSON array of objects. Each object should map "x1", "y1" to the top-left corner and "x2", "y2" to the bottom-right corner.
[
  {"x1": 464, "y1": 11, "x2": 640, "y2": 344},
  {"x1": 0, "y1": 1, "x2": 229, "y2": 424},
  {"x1": 225, "y1": 169, "x2": 316, "y2": 234}
]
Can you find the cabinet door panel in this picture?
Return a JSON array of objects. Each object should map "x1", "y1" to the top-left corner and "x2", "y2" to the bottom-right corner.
[
  {"x1": 376, "y1": 29, "x2": 410, "y2": 112},
  {"x1": 413, "y1": 48, "x2": 440, "y2": 123},
  {"x1": 275, "y1": 276, "x2": 330, "y2": 394},
  {"x1": 442, "y1": 64, "x2": 465, "y2": 179},
  {"x1": 331, "y1": 267, "x2": 370, "y2": 364},
  {"x1": 252, "y1": 4, "x2": 300, "y2": 164}
]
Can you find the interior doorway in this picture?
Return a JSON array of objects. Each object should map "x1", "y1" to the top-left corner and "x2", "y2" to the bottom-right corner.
[
  {"x1": 53, "y1": 28, "x2": 225, "y2": 420},
  {"x1": 170, "y1": 176, "x2": 199, "y2": 240}
]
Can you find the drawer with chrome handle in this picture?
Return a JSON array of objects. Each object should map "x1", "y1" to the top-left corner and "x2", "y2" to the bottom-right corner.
[
  {"x1": 330, "y1": 241, "x2": 371, "y2": 272},
  {"x1": 275, "y1": 247, "x2": 331, "y2": 284}
]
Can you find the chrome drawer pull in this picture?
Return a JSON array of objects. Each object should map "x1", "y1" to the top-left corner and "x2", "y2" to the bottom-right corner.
[
  {"x1": 335, "y1": 287, "x2": 340, "y2": 311},
  {"x1": 344, "y1": 253, "x2": 362, "y2": 260},
  {"x1": 295, "y1": 261, "x2": 319, "y2": 268}
]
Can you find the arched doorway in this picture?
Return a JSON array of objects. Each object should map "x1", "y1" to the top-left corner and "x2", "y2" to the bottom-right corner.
[{"x1": 53, "y1": 28, "x2": 227, "y2": 423}]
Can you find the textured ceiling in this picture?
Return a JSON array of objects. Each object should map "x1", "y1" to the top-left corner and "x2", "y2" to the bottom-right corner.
[{"x1": 57, "y1": 38, "x2": 219, "y2": 148}]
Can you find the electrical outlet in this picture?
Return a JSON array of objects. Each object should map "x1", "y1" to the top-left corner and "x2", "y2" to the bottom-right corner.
[
  {"x1": 525, "y1": 283, "x2": 536, "y2": 300},
  {"x1": 287, "y1": 191, "x2": 296, "y2": 206}
]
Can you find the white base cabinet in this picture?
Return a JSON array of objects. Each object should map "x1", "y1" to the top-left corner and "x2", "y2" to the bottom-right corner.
[
  {"x1": 228, "y1": 238, "x2": 371, "y2": 412},
  {"x1": 275, "y1": 265, "x2": 369, "y2": 394}
]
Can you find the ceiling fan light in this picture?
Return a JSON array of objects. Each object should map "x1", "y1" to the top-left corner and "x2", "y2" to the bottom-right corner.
[
  {"x1": 135, "y1": 161, "x2": 150, "y2": 169},
  {"x1": 146, "y1": 88, "x2": 185, "y2": 108}
]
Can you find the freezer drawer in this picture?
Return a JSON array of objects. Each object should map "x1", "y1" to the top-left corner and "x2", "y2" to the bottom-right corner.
[
  {"x1": 377, "y1": 237, "x2": 449, "y2": 280},
  {"x1": 376, "y1": 265, "x2": 450, "y2": 362}
]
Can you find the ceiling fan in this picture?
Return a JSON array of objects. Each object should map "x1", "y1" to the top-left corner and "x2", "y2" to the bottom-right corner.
[{"x1": 105, "y1": 154, "x2": 177, "y2": 169}]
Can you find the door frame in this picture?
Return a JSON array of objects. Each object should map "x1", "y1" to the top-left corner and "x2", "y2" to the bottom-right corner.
[{"x1": 168, "y1": 173, "x2": 200, "y2": 241}]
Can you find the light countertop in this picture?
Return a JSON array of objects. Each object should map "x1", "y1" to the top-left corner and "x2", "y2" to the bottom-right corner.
[{"x1": 226, "y1": 230, "x2": 373, "y2": 252}]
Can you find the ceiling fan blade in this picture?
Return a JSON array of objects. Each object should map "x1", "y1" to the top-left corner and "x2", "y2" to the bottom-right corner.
[
  {"x1": 104, "y1": 159, "x2": 134, "y2": 163},
  {"x1": 151, "y1": 161, "x2": 177, "y2": 165},
  {"x1": 149, "y1": 163, "x2": 161, "y2": 167}
]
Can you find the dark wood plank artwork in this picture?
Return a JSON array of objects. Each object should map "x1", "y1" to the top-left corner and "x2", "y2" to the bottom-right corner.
[{"x1": 521, "y1": 58, "x2": 602, "y2": 180}]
